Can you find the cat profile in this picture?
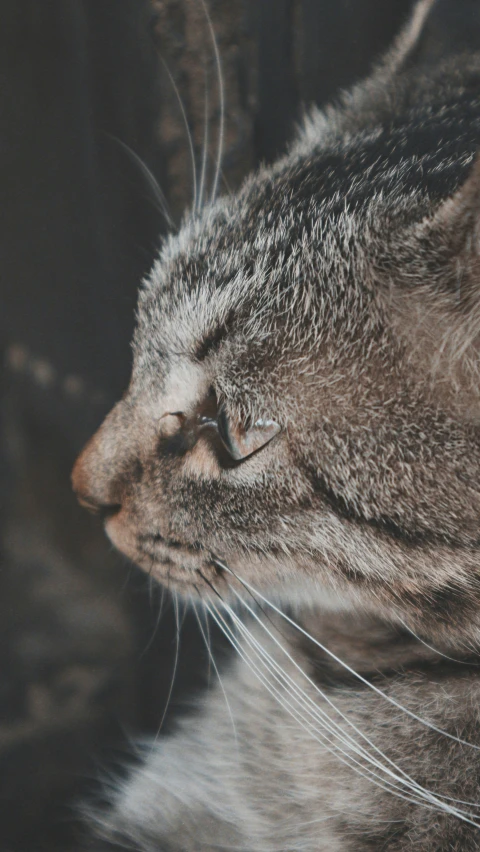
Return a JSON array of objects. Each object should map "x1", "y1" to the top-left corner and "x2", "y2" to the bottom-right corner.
[{"x1": 73, "y1": 1, "x2": 480, "y2": 848}]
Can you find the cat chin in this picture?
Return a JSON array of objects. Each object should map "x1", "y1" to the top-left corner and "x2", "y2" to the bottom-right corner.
[
  {"x1": 104, "y1": 512, "x2": 227, "y2": 593},
  {"x1": 105, "y1": 513, "x2": 373, "y2": 611}
]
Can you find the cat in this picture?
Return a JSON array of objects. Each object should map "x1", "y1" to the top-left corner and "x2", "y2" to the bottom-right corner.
[{"x1": 72, "y1": 0, "x2": 480, "y2": 848}]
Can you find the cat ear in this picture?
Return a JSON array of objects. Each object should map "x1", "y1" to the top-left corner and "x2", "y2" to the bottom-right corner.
[
  {"x1": 419, "y1": 154, "x2": 480, "y2": 264},
  {"x1": 382, "y1": 0, "x2": 437, "y2": 76},
  {"x1": 400, "y1": 156, "x2": 480, "y2": 328},
  {"x1": 386, "y1": 156, "x2": 480, "y2": 416},
  {"x1": 382, "y1": 0, "x2": 480, "y2": 78}
]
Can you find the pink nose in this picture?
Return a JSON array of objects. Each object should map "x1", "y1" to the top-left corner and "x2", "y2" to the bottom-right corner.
[
  {"x1": 71, "y1": 435, "x2": 118, "y2": 516},
  {"x1": 71, "y1": 401, "x2": 131, "y2": 514}
]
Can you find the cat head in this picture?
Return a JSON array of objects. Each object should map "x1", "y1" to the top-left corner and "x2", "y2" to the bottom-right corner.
[{"x1": 73, "y1": 0, "x2": 480, "y2": 640}]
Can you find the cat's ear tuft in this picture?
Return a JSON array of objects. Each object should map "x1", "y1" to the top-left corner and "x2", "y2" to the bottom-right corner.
[
  {"x1": 434, "y1": 153, "x2": 480, "y2": 233},
  {"x1": 384, "y1": 0, "x2": 437, "y2": 76},
  {"x1": 406, "y1": 155, "x2": 480, "y2": 322},
  {"x1": 385, "y1": 155, "x2": 480, "y2": 419},
  {"x1": 419, "y1": 154, "x2": 480, "y2": 259},
  {"x1": 384, "y1": 0, "x2": 480, "y2": 78}
]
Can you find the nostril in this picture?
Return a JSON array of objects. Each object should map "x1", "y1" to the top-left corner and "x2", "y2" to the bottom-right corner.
[
  {"x1": 76, "y1": 494, "x2": 101, "y2": 514},
  {"x1": 76, "y1": 494, "x2": 121, "y2": 519}
]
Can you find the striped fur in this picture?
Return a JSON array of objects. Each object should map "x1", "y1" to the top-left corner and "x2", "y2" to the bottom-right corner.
[{"x1": 73, "y1": 2, "x2": 480, "y2": 848}]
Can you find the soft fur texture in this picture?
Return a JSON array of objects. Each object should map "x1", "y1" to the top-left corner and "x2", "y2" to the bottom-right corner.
[{"x1": 73, "y1": 1, "x2": 480, "y2": 848}]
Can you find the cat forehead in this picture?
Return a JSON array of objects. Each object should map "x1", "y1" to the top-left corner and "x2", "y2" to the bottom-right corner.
[
  {"x1": 135, "y1": 192, "x2": 367, "y2": 363},
  {"x1": 136, "y1": 122, "x2": 444, "y2": 352},
  {"x1": 132, "y1": 126, "x2": 439, "y2": 390}
]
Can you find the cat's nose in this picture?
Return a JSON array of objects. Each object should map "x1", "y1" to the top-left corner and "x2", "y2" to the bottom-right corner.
[
  {"x1": 72, "y1": 438, "x2": 121, "y2": 517},
  {"x1": 72, "y1": 465, "x2": 119, "y2": 520},
  {"x1": 72, "y1": 402, "x2": 129, "y2": 514}
]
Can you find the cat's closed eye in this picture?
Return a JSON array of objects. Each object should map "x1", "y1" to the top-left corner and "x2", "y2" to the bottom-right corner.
[
  {"x1": 217, "y1": 407, "x2": 281, "y2": 461},
  {"x1": 197, "y1": 398, "x2": 281, "y2": 461}
]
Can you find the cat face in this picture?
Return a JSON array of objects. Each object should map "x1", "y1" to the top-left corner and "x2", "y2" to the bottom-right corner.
[
  {"x1": 72, "y1": 178, "x2": 362, "y2": 595},
  {"x1": 73, "y1": 8, "x2": 480, "y2": 635},
  {"x1": 72, "y1": 132, "x2": 480, "y2": 635}
]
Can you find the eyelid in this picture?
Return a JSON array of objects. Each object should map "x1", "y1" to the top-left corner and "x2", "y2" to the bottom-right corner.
[
  {"x1": 253, "y1": 417, "x2": 279, "y2": 429},
  {"x1": 197, "y1": 414, "x2": 218, "y2": 429},
  {"x1": 217, "y1": 406, "x2": 281, "y2": 461}
]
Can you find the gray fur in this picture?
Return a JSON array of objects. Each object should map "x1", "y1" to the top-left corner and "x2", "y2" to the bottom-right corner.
[{"x1": 73, "y1": 1, "x2": 480, "y2": 848}]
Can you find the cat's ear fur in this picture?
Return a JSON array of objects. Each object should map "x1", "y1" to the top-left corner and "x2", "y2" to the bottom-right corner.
[
  {"x1": 381, "y1": 0, "x2": 437, "y2": 76},
  {"x1": 423, "y1": 154, "x2": 480, "y2": 256},
  {"x1": 407, "y1": 155, "x2": 480, "y2": 317},
  {"x1": 386, "y1": 156, "x2": 480, "y2": 417},
  {"x1": 383, "y1": 0, "x2": 480, "y2": 335},
  {"x1": 328, "y1": 2, "x2": 478, "y2": 150}
]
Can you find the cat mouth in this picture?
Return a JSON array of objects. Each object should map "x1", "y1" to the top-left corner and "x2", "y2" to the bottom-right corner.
[{"x1": 104, "y1": 512, "x2": 226, "y2": 592}]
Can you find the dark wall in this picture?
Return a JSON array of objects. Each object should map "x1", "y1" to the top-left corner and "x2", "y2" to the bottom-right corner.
[
  {"x1": 255, "y1": 0, "x2": 416, "y2": 161},
  {"x1": 1, "y1": 1, "x2": 166, "y2": 451}
]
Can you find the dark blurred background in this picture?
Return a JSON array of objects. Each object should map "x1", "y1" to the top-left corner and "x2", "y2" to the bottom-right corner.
[{"x1": 0, "y1": 1, "x2": 414, "y2": 849}]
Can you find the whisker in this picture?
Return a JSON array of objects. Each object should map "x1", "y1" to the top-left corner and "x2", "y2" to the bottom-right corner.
[
  {"x1": 191, "y1": 590, "x2": 212, "y2": 685},
  {"x1": 226, "y1": 599, "x2": 480, "y2": 825},
  {"x1": 192, "y1": 596, "x2": 239, "y2": 749},
  {"x1": 199, "y1": 0, "x2": 225, "y2": 202},
  {"x1": 198, "y1": 568, "x2": 225, "y2": 602},
  {"x1": 205, "y1": 601, "x2": 450, "y2": 817},
  {"x1": 222, "y1": 593, "x2": 480, "y2": 817},
  {"x1": 197, "y1": 61, "x2": 210, "y2": 212},
  {"x1": 203, "y1": 595, "x2": 213, "y2": 684},
  {"x1": 118, "y1": 554, "x2": 135, "y2": 595},
  {"x1": 153, "y1": 590, "x2": 182, "y2": 742},
  {"x1": 397, "y1": 617, "x2": 480, "y2": 666},
  {"x1": 216, "y1": 561, "x2": 480, "y2": 753},
  {"x1": 159, "y1": 55, "x2": 198, "y2": 212},
  {"x1": 178, "y1": 594, "x2": 189, "y2": 632},
  {"x1": 208, "y1": 602, "x2": 424, "y2": 804},
  {"x1": 140, "y1": 578, "x2": 166, "y2": 659},
  {"x1": 103, "y1": 132, "x2": 173, "y2": 228},
  {"x1": 205, "y1": 562, "x2": 480, "y2": 823}
]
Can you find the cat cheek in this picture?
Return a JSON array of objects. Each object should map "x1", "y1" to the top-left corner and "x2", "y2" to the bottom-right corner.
[
  {"x1": 158, "y1": 412, "x2": 185, "y2": 438},
  {"x1": 182, "y1": 438, "x2": 221, "y2": 479}
]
